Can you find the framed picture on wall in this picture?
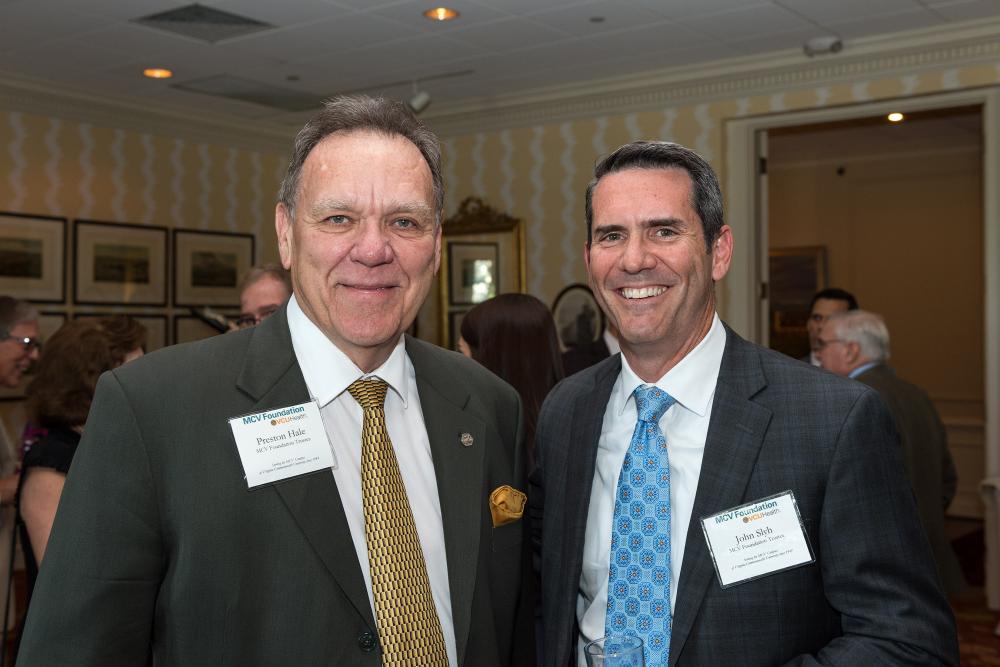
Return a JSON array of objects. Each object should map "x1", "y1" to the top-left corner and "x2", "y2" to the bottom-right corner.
[
  {"x1": 0, "y1": 311, "x2": 66, "y2": 401},
  {"x1": 447, "y1": 242, "x2": 498, "y2": 306},
  {"x1": 74, "y1": 220, "x2": 168, "y2": 306},
  {"x1": 173, "y1": 230, "x2": 255, "y2": 307},
  {"x1": 0, "y1": 212, "x2": 67, "y2": 303},
  {"x1": 552, "y1": 283, "x2": 604, "y2": 352},
  {"x1": 74, "y1": 312, "x2": 169, "y2": 353},
  {"x1": 768, "y1": 246, "x2": 827, "y2": 358}
]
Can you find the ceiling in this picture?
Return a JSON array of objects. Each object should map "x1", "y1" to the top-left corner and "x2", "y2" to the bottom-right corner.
[{"x1": 1, "y1": 0, "x2": 999, "y2": 128}]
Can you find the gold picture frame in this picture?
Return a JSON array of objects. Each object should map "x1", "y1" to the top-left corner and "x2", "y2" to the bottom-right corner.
[{"x1": 768, "y1": 245, "x2": 827, "y2": 358}]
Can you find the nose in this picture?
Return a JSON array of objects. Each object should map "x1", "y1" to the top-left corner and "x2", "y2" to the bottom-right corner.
[
  {"x1": 620, "y1": 236, "x2": 655, "y2": 274},
  {"x1": 350, "y1": 221, "x2": 394, "y2": 266},
  {"x1": 27, "y1": 346, "x2": 40, "y2": 362}
]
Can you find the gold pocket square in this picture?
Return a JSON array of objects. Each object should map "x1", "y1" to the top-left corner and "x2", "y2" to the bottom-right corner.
[{"x1": 490, "y1": 485, "x2": 526, "y2": 528}]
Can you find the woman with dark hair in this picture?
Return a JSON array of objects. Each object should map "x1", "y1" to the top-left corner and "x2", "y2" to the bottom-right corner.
[
  {"x1": 459, "y1": 293, "x2": 563, "y2": 468},
  {"x1": 16, "y1": 316, "x2": 146, "y2": 600}
]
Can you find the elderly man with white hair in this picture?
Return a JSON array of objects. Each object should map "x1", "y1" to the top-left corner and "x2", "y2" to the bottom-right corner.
[{"x1": 818, "y1": 309, "x2": 965, "y2": 596}]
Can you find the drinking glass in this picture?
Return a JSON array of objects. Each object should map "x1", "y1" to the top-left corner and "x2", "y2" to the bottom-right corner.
[{"x1": 584, "y1": 634, "x2": 645, "y2": 667}]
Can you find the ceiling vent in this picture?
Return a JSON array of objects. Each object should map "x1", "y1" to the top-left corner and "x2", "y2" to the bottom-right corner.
[
  {"x1": 132, "y1": 4, "x2": 273, "y2": 43},
  {"x1": 173, "y1": 75, "x2": 322, "y2": 112}
]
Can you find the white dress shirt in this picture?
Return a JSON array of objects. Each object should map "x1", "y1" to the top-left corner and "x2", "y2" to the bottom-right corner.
[
  {"x1": 287, "y1": 295, "x2": 458, "y2": 666},
  {"x1": 577, "y1": 314, "x2": 726, "y2": 662}
]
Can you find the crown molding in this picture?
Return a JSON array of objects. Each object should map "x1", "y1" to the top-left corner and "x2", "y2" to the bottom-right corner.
[
  {"x1": 424, "y1": 17, "x2": 1000, "y2": 137},
  {"x1": 0, "y1": 73, "x2": 294, "y2": 153}
]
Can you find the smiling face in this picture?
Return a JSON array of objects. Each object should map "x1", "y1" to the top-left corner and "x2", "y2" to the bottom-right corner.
[
  {"x1": 585, "y1": 167, "x2": 732, "y2": 380},
  {"x1": 275, "y1": 130, "x2": 440, "y2": 371},
  {"x1": 0, "y1": 319, "x2": 40, "y2": 388}
]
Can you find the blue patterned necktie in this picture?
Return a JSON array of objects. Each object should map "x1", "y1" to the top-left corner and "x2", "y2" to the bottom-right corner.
[{"x1": 606, "y1": 385, "x2": 676, "y2": 666}]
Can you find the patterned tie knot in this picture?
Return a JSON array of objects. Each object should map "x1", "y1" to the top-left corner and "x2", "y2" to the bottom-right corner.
[
  {"x1": 347, "y1": 378, "x2": 388, "y2": 411},
  {"x1": 633, "y1": 385, "x2": 675, "y2": 424}
]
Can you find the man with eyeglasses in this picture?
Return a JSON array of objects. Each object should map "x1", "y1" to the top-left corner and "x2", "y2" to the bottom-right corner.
[
  {"x1": 802, "y1": 288, "x2": 858, "y2": 366},
  {"x1": 0, "y1": 296, "x2": 41, "y2": 389},
  {"x1": 233, "y1": 263, "x2": 292, "y2": 329}
]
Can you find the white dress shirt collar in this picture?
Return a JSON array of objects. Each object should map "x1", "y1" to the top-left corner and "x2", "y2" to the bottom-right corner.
[
  {"x1": 616, "y1": 313, "x2": 726, "y2": 419},
  {"x1": 285, "y1": 294, "x2": 409, "y2": 409}
]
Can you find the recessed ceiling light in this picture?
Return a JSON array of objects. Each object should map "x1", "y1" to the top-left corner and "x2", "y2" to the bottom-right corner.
[
  {"x1": 423, "y1": 7, "x2": 459, "y2": 21},
  {"x1": 143, "y1": 68, "x2": 173, "y2": 79},
  {"x1": 590, "y1": 16, "x2": 606, "y2": 23},
  {"x1": 887, "y1": 112, "x2": 904, "y2": 123}
]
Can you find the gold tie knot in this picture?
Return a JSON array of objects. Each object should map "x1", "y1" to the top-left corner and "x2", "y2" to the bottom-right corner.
[{"x1": 347, "y1": 378, "x2": 388, "y2": 411}]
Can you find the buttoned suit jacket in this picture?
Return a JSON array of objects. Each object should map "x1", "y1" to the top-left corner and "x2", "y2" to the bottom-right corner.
[
  {"x1": 532, "y1": 325, "x2": 958, "y2": 666},
  {"x1": 19, "y1": 307, "x2": 531, "y2": 666},
  {"x1": 855, "y1": 363, "x2": 965, "y2": 595}
]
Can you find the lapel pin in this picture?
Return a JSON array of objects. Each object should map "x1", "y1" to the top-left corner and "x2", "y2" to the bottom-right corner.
[{"x1": 460, "y1": 432, "x2": 474, "y2": 447}]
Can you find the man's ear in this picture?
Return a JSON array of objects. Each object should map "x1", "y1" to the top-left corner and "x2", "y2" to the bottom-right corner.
[
  {"x1": 711, "y1": 225, "x2": 734, "y2": 282},
  {"x1": 275, "y1": 203, "x2": 293, "y2": 270},
  {"x1": 845, "y1": 341, "x2": 862, "y2": 366}
]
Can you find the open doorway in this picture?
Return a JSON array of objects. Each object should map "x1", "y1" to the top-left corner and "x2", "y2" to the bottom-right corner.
[{"x1": 765, "y1": 106, "x2": 985, "y2": 521}]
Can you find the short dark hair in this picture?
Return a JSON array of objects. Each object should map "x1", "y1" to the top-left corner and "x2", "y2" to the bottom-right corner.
[
  {"x1": 460, "y1": 293, "x2": 563, "y2": 468},
  {"x1": 238, "y1": 263, "x2": 292, "y2": 301},
  {"x1": 585, "y1": 141, "x2": 724, "y2": 251},
  {"x1": 27, "y1": 317, "x2": 146, "y2": 429},
  {"x1": 810, "y1": 288, "x2": 858, "y2": 311},
  {"x1": 0, "y1": 295, "x2": 37, "y2": 335},
  {"x1": 277, "y1": 95, "x2": 444, "y2": 222}
]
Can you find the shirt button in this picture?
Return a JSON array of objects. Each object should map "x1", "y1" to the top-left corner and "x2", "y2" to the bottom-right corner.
[{"x1": 358, "y1": 631, "x2": 377, "y2": 652}]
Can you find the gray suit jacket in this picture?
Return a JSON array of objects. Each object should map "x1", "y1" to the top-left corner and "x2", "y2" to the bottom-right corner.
[
  {"x1": 856, "y1": 364, "x2": 965, "y2": 595},
  {"x1": 19, "y1": 308, "x2": 531, "y2": 666},
  {"x1": 532, "y1": 326, "x2": 957, "y2": 666}
]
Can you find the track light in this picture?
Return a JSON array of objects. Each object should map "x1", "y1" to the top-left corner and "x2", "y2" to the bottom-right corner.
[
  {"x1": 803, "y1": 35, "x2": 843, "y2": 57},
  {"x1": 408, "y1": 83, "x2": 431, "y2": 114}
]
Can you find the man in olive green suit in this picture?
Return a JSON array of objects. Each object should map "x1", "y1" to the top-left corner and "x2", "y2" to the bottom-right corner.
[{"x1": 19, "y1": 96, "x2": 531, "y2": 666}]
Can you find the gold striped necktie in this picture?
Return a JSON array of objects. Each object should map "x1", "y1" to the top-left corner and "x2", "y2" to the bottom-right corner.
[{"x1": 347, "y1": 378, "x2": 449, "y2": 666}]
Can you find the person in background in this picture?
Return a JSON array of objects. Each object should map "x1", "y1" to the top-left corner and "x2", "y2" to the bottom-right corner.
[
  {"x1": 458, "y1": 292, "x2": 563, "y2": 470},
  {"x1": 17, "y1": 316, "x2": 146, "y2": 593},
  {"x1": 0, "y1": 297, "x2": 40, "y2": 507},
  {"x1": 562, "y1": 321, "x2": 620, "y2": 377},
  {"x1": 818, "y1": 309, "x2": 966, "y2": 596},
  {"x1": 233, "y1": 263, "x2": 292, "y2": 329},
  {"x1": 802, "y1": 287, "x2": 857, "y2": 366}
]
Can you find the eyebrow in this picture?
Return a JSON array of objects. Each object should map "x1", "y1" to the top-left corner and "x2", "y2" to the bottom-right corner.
[
  {"x1": 592, "y1": 217, "x2": 685, "y2": 236},
  {"x1": 307, "y1": 198, "x2": 435, "y2": 219}
]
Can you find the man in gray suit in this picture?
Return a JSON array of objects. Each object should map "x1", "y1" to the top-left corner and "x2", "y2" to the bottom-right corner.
[
  {"x1": 20, "y1": 96, "x2": 530, "y2": 665},
  {"x1": 818, "y1": 309, "x2": 966, "y2": 596},
  {"x1": 532, "y1": 140, "x2": 957, "y2": 666}
]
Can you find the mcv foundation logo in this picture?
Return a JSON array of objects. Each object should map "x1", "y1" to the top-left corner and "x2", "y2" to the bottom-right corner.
[{"x1": 714, "y1": 499, "x2": 780, "y2": 525}]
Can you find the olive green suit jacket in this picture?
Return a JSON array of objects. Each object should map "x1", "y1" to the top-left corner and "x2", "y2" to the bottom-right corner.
[{"x1": 18, "y1": 308, "x2": 530, "y2": 666}]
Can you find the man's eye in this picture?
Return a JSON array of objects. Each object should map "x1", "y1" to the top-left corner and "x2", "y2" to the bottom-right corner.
[
  {"x1": 325, "y1": 215, "x2": 349, "y2": 225},
  {"x1": 392, "y1": 218, "x2": 416, "y2": 229},
  {"x1": 654, "y1": 227, "x2": 676, "y2": 238},
  {"x1": 600, "y1": 231, "x2": 623, "y2": 242}
]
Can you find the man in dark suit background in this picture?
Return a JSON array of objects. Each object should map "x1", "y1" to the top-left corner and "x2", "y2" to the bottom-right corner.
[
  {"x1": 531, "y1": 140, "x2": 957, "y2": 666},
  {"x1": 801, "y1": 287, "x2": 858, "y2": 366},
  {"x1": 20, "y1": 96, "x2": 530, "y2": 665},
  {"x1": 818, "y1": 309, "x2": 966, "y2": 596}
]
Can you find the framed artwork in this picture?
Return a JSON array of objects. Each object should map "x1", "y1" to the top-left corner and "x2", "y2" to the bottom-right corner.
[
  {"x1": 74, "y1": 312, "x2": 169, "y2": 353},
  {"x1": 768, "y1": 246, "x2": 828, "y2": 358},
  {"x1": 447, "y1": 242, "x2": 498, "y2": 306},
  {"x1": 173, "y1": 230, "x2": 254, "y2": 307},
  {"x1": 173, "y1": 315, "x2": 226, "y2": 345},
  {"x1": 0, "y1": 311, "x2": 66, "y2": 401},
  {"x1": 0, "y1": 212, "x2": 67, "y2": 303},
  {"x1": 74, "y1": 220, "x2": 167, "y2": 306},
  {"x1": 435, "y1": 197, "x2": 525, "y2": 347},
  {"x1": 552, "y1": 283, "x2": 604, "y2": 352}
]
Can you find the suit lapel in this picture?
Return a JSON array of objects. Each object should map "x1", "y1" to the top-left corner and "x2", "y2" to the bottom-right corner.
[
  {"x1": 669, "y1": 330, "x2": 772, "y2": 665},
  {"x1": 406, "y1": 337, "x2": 485, "y2": 666},
  {"x1": 554, "y1": 356, "x2": 621, "y2": 665},
  {"x1": 236, "y1": 308, "x2": 376, "y2": 630}
]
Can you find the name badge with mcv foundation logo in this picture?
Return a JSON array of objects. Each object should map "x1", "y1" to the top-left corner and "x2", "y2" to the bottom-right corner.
[
  {"x1": 228, "y1": 401, "x2": 336, "y2": 489},
  {"x1": 700, "y1": 491, "x2": 814, "y2": 587}
]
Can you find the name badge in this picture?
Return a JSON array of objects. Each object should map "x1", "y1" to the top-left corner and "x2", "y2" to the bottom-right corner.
[
  {"x1": 700, "y1": 491, "x2": 814, "y2": 587},
  {"x1": 228, "y1": 401, "x2": 336, "y2": 488}
]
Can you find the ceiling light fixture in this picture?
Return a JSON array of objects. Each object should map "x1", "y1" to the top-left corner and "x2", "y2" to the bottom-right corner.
[
  {"x1": 803, "y1": 35, "x2": 842, "y2": 57},
  {"x1": 887, "y1": 112, "x2": 904, "y2": 123},
  {"x1": 143, "y1": 68, "x2": 173, "y2": 79},
  {"x1": 423, "y1": 7, "x2": 459, "y2": 21}
]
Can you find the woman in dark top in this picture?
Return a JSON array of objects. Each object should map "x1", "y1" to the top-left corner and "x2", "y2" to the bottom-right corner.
[
  {"x1": 458, "y1": 293, "x2": 563, "y2": 471},
  {"x1": 16, "y1": 316, "x2": 146, "y2": 602}
]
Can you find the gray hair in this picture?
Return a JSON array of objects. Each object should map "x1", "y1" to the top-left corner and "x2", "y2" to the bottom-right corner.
[
  {"x1": 585, "y1": 141, "x2": 724, "y2": 251},
  {"x1": 238, "y1": 263, "x2": 292, "y2": 300},
  {"x1": 277, "y1": 95, "x2": 444, "y2": 223},
  {"x1": 827, "y1": 310, "x2": 891, "y2": 362},
  {"x1": 0, "y1": 295, "x2": 37, "y2": 336}
]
